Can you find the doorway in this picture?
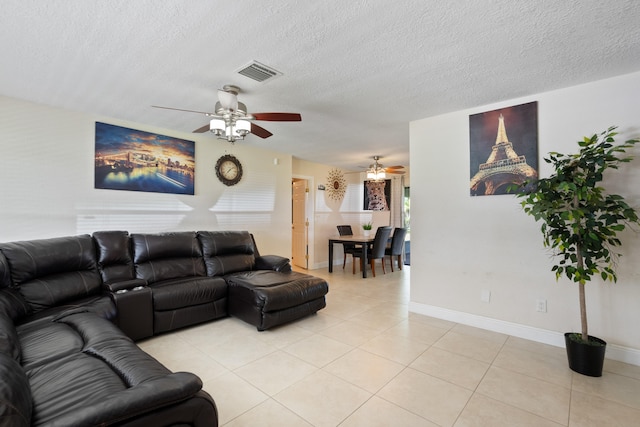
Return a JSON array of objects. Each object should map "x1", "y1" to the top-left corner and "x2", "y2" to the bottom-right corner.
[{"x1": 291, "y1": 178, "x2": 309, "y2": 269}]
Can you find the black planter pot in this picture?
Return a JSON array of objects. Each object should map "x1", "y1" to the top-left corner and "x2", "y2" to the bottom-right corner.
[{"x1": 564, "y1": 332, "x2": 607, "y2": 377}]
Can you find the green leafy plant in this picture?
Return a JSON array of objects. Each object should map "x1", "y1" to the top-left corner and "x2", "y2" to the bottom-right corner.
[
  {"x1": 512, "y1": 126, "x2": 639, "y2": 343},
  {"x1": 362, "y1": 222, "x2": 373, "y2": 230}
]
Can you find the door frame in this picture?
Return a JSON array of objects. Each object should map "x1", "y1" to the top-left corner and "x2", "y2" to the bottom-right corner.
[{"x1": 292, "y1": 174, "x2": 314, "y2": 269}]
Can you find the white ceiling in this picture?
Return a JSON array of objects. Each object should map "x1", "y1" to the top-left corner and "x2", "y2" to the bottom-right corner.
[{"x1": 2, "y1": 1, "x2": 640, "y2": 171}]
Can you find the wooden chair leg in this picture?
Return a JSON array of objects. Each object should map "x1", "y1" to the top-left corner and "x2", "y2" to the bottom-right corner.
[
  {"x1": 397, "y1": 254, "x2": 402, "y2": 270},
  {"x1": 352, "y1": 258, "x2": 356, "y2": 274},
  {"x1": 370, "y1": 259, "x2": 376, "y2": 277},
  {"x1": 381, "y1": 258, "x2": 386, "y2": 274},
  {"x1": 388, "y1": 255, "x2": 394, "y2": 272}
]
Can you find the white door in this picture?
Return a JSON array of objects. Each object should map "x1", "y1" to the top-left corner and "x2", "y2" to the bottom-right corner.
[{"x1": 292, "y1": 179, "x2": 308, "y2": 269}]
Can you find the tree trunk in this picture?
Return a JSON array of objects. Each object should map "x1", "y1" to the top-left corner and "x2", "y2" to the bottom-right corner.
[
  {"x1": 576, "y1": 242, "x2": 589, "y2": 342},
  {"x1": 579, "y1": 282, "x2": 588, "y2": 342}
]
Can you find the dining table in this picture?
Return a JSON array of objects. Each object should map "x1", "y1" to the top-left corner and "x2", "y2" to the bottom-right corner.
[{"x1": 328, "y1": 235, "x2": 375, "y2": 278}]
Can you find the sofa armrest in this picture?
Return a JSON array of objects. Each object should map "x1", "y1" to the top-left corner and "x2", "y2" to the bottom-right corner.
[
  {"x1": 46, "y1": 372, "x2": 206, "y2": 427},
  {"x1": 103, "y1": 279, "x2": 148, "y2": 293},
  {"x1": 0, "y1": 354, "x2": 32, "y2": 427},
  {"x1": 254, "y1": 255, "x2": 292, "y2": 272}
]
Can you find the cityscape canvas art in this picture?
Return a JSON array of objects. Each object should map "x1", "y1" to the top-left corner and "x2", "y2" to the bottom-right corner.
[{"x1": 94, "y1": 122, "x2": 195, "y2": 195}]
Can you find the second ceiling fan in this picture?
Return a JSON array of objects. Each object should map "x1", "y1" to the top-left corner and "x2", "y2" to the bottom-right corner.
[
  {"x1": 152, "y1": 85, "x2": 301, "y2": 142},
  {"x1": 364, "y1": 156, "x2": 405, "y2": 180},
  {"x1": 345, "y1": 156, "x2": 405, "y2": 180}
]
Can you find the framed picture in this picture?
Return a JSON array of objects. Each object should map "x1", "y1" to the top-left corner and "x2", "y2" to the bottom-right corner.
[
  {"x1": 469, "y1": 101, "x2": 538, "y2": 196},
  {"x1": 363, "y1": 179, "x2": 391, "y2": 211},
  {"x1": 94, "y1": 122, "x2": 195, "y2": 195}
]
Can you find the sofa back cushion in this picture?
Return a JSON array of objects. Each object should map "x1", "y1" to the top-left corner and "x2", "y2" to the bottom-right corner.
[
  {"x1": 131, "y1": 232, "x2": 205, "y2": 284},
  {"x1": 93, "y1": 231, "x2": 136, "y2": 284},
  {"x1": 197, "y1": 231, "x2": 255, "y2": 276},
  {"x1": 0, "y1": 235, "x2": 101, "y2": 313}
]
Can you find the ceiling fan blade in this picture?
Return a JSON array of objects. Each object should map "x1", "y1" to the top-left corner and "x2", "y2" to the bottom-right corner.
[
  {"x1": 252, "y1": 112, "x2": 302, "y2": 122},
  {"x1": 386, "y1": 165, "x2": 405, "y2": 169},
  {"x1": 251, "y1": 123, "x2": 273, "y2": 139},
  {"x1": 152, "y1": 105, "x2": 214, "y2": 116},
  {"x1": 386, "y1": 170, "x2": 405, "y2": 174},
  {"x1": 193, "y1": 124, "x2": 210, "y2": 133},
  {"x1": 218, "y1": 89, "x2": 238, "y2": 111}
]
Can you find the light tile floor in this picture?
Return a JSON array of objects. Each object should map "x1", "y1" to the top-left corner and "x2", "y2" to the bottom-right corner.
[{"x1": 138, "y1": 264, "x2": 640, "y2": 426}]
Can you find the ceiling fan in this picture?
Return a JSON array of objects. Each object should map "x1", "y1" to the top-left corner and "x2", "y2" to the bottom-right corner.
[
  {"x1": 152, "y1": 85, "x2": 301, "y2": 142},
  {"x1": 363, "y1": 156, "x2": 405, "y2": 180}
]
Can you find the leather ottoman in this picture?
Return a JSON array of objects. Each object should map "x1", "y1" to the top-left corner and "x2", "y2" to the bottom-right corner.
[{"x1": 225, "y1": 270, "x2": 328, "y2": 331}]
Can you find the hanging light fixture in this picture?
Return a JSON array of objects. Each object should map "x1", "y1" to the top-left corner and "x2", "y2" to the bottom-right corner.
[
  {"x1": 208, "y1": 97, "x2": 253, "y2": 143},
  {"x1": 367, "y1": 156, "x2": 387, "y2": 181}
]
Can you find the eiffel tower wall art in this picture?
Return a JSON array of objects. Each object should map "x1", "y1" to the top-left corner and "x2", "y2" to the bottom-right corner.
[{"x1": 469, "y1": 101, "x2": 538, "y2": 196}]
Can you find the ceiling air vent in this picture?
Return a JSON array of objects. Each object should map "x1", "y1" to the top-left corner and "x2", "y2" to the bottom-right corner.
[{"x1": 236, "y1": 61, "x2": 282, "y2": 83}]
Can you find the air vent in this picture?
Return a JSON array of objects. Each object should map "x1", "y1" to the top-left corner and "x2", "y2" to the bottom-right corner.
[{"x1": 236, "y1": 61, "x2": 282, "y2": 83}]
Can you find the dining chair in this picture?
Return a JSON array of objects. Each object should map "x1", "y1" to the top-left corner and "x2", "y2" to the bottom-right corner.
[
  {"x1": 385, "y1": 227, "x2": 407, "y2": 272},
  {"x1": 336, "y1": 225, "x2": 358, "y2": 269},
  {"x1": 352, "y1": 226, "x2": 392, "y2": 277}
]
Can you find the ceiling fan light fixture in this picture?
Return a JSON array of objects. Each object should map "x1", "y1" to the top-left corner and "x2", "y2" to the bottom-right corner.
[
  {"x1": 234, "y1": 120, "x2": 251, "y2": 137},
  {"x1": 210, "y1": 119, "x2": 225, "y2": 136},
  {"x1": 209, "y1": 119, "x2": 226, "y2": 136},
  {"x1": 210, "y1": 118, "x2": 252, "y2": 142},
  {"x1": 367, "y1": 168, "x2": 386, "y2": 180},
  {"x1": 367, "y1": 155, "x2": 387, "y2": 180},
  {"x1": 367, "y1": 170, "x2": 386, "y2": 180}
]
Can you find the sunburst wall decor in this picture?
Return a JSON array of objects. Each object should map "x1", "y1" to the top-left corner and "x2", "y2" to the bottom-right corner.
[{"x1": 326, "y1": 168, "x2": 346, "y2": 201}]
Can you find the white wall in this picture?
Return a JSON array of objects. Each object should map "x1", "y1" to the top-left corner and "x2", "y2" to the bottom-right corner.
[
  {"x1": 0, "y1": 95, "x2": 293, "y2": 256},
  {"x1": 410, "y1": 71, "x2": 640, "y2": 362}
]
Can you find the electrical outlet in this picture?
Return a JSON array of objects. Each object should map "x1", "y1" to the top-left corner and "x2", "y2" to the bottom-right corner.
[{"x1": 536, "y1": 298, "x2": 547, "y2": 313}]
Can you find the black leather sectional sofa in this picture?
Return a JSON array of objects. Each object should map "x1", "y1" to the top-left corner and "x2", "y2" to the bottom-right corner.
[{"x1": 0, "y1": 230, "x2": 329, "y2": 426}]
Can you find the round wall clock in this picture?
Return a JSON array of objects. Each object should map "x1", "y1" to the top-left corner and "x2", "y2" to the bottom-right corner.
[
  {"x1": 326, "y1": 168, "x2": 346, "y2": 200},
  {"x1": 215, "y1": 154, "x2": 243, "y2": 186}
]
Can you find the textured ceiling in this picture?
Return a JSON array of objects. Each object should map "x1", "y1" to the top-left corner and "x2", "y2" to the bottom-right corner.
[{"x1": 2, "y1": 1, "x2": 640, "y2": 171}]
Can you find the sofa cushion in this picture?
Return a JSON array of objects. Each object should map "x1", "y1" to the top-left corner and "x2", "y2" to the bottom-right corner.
[
  {"x1": 0, "y1": 353, "x2": 31, "y2": 427},
  {"x1": 197, "y1": 231, "x2": 255, "y2": 276},
  {"x1": 17, "y1": 320, "x2": 84, "y2": 370},
  {"x1": 132, "y1": 232, "x2": 206, "y2": 283},
  {"x1": 151, "y1": 276, "x2": 228, "y2": 311},
  {"x1": 14, "y1": 294, "x2": 116, "y2": 327},
  {"x1": 225, "y1": 270, "x2": 329, "y2": 312},
  {"x1": 0, "y1": 235, "x2": 101, "y2": 313},
  {"x1": 25, "y1": 312, "x2": 203, "y2": 426},
  {"x1": 93, "y1": 230, "x2": 136, "y2": 284}
]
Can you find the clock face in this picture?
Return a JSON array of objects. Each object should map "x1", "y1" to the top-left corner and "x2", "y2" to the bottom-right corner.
[
  {"x1": 215, "y1": 154, "x2": 243, "y2": 186},
  {"x1": 220, "y1": 160, "x2": 238, "y2": 179}
]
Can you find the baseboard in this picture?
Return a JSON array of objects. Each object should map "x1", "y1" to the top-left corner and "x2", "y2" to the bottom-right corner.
[{"x1": 408, "y1": 301, "x2": 640, "y2": 367}]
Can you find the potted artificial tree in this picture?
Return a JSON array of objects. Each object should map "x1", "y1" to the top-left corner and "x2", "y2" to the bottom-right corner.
[{"x1": 512, "y1": 126, "x2": 639, "y2": 376}]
